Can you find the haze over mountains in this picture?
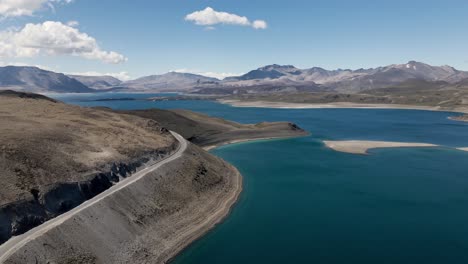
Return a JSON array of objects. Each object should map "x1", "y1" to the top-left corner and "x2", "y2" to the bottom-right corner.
[{"x1": 1, "y1": 61, "x2": 468, "y2": 94}]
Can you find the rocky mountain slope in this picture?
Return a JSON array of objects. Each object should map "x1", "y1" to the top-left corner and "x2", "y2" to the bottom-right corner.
[
  {"x1": 69, "y1": 75, "x2": 122, "y2": 89},
  {"x1": 3, "y1": 61, "x2": 468, "y2": 96},
  {"x1": 0, "y1": 66, "x2": 95, "y2": 93},
  {"x1": 195, "y1": 61, "x2": 468, "y2": 94},
  {"x1": 122, "y1": 72, "x2": 219, "y2": 92},
  {"x1": 3, "y1": 61, "x2": 468, "y2": 94}
]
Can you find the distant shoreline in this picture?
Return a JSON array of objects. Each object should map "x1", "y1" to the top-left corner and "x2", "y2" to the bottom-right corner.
[
  {"x1": 203, "y1": 135, "x2": 307, "y2": 151},
  {"x1": 219, "y1": 99, "x2": 468, "y2": 114}
]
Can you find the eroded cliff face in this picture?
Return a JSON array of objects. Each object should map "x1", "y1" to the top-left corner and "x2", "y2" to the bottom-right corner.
[
  {"x1": 4, "y1": 144, "x2": 241, "y2": 264},
  {"x1": 0, "y1": 145, "x2": 178, "y2": 244}
]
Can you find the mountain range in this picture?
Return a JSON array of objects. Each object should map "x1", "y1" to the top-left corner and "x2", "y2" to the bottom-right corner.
[
  {"x1": 212, "y1": 61, "x2": 468, "y2": 94},
  {"x1": 121, "y1": 72, "x2": 219, "y2": 91},
  {"x1": 68, "y1": 75, "x2": 122, "y2": 90},
  {"x1": 0, "y1": 66, "x2": 94, "y2": 93},
  {"x1": 1, "y1": 61, "x2": 468, "y2": 94}
]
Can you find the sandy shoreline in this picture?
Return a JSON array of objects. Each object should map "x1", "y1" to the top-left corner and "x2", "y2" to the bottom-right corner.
[
  {"x1": 203, "y1": 135, "x2": 302, "y2": 151},
  {"x1": 323, "y1": 140, "x2": 438, "y2": 154},
  {"x1": 219, "y1": 100, "x2": 468, "y2": 114}
]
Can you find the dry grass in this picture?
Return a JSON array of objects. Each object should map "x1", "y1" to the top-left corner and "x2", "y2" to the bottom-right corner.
[{"x1": 0, "y1": 95, "x2": 175, "y2": 205}]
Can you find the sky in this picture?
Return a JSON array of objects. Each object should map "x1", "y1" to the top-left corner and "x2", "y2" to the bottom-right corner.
[{"x1": 1, "y1": 0, "x2": 468, "y2": 80}]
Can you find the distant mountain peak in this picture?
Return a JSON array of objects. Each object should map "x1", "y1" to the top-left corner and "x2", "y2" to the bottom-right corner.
[
  {"x1": 259, "y1": 64, "x2": 297, "y2": 70},
  {"x1": 69, "y1": 75, "x2": 122, "y2": 90},
  {"x1": 0, "y1": 66, "x2": 95, "y2": 93}
]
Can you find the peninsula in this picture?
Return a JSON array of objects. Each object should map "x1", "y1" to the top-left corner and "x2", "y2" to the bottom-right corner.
[{"x1": 0, "y1": 91, "x2": 305, "y2": 263}]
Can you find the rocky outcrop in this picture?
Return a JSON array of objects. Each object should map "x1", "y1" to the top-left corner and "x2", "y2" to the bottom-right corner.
[{"x1": 0, "y1": 144, "x2": 178, "y2": 245}]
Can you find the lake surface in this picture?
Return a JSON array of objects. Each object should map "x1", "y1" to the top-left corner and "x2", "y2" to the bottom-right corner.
[{"x1": 55, "y1": 93, "x2": 468, "y2": 263}]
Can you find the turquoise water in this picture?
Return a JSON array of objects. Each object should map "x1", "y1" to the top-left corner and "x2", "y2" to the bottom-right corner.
[{"x1": 56, "y1": 94, "x2": 468, "y2": 263}]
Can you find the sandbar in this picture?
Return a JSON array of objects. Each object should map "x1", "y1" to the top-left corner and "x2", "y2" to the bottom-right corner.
[{"x1": 323, "y1": 140, "x2": 438, "y2": 154}]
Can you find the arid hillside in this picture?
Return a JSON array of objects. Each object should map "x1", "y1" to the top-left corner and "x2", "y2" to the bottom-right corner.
[
  {"x1": 0, "y1": 91, "x2": 178, "y2": 243},
  {"x1": 119, "y1": 108, "x2": 308, "y2": 147}
]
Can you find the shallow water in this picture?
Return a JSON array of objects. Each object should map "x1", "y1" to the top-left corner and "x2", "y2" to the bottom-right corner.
[{"x1": 56, "y1": 94, "x2": 468, "y2": 263}]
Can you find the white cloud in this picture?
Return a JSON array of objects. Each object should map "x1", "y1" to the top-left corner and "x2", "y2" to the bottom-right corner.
[
  {"x1": 0, "y1": 0, "x2": 73, "y2": 18},
  {"x1": 185, "y1": 7, "x2": 267, "y2": 30},
  {"x1": 174, "y1": 68, "x2": 242, "y2": 80},
  {"x1": 252, "y1": 20, "x2": 267, "y2": 30},
  {"x1": 0, "y1": 21, "x2": 127, "y2": 64},
  {"x1": 68, "y1": 71, "x2": 131, "y2": 81}
]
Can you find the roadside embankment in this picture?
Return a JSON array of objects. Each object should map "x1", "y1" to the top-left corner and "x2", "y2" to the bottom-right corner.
[{"x1": 3, "y1": 142, "x2": 242, "y2": 264}]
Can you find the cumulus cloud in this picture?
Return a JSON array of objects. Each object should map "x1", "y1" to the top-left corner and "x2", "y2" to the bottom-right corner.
[
  {"x1": 68, "y1": 71, "x2": 131, "y2": 81},
  {"x1": 252, "y1": 20, "x2": 267, "y2": 29},
  {"x1": 174, "y1": 68, "x2": 242, "y2": 80},
  {"x1": 0, "y1": 0, "x2": 73, "y2": 18},
  {"x1": 185, "y1": 7, "x2": 267, "y2": 30},
  {"x1": 0, "y1": 21, "x2": 127, "y2": 64}
]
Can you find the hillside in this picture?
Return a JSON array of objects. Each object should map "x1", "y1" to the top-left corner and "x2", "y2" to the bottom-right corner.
[
  {"x1": 219, "y1": 77, "x2": 468, "y2": 111},
  {"x1": 194, "y1": 61, "x2": 468, "y2": 94},
  {"x1": 69, "y1": 75, "x2": 122, "y2": 89},
  {"x1": 122, "y1": 72, "x2": 219, "y2": 92},
  {"x1": 0, "y1": 66, "x2": 95, "y2": 93},
  {"x1": 118, "y1": 108, "x2": 309, "y2": 148},
  {"x1": 3, "y1": 61, "x2": 468, "y2": 95},
  {"x1": 0, "y1": 91, "x2": 179, "y2": 244}
]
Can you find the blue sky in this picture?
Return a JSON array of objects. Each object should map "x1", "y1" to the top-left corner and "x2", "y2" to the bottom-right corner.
[{"x1": 1, "y1": 0, "x2": 468, "y2": 79}]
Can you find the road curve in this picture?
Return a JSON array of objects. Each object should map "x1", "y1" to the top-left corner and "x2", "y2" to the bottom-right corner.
[{"x1": 0, "y1": 131, "x2": 188, "y2": 263}]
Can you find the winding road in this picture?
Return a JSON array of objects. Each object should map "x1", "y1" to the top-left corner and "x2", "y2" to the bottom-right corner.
[{"x1": 0, "y1": 131, "x2": 188, "y2": 263}]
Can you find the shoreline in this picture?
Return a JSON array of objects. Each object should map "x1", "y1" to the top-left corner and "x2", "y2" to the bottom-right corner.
[
  {"x1": 168, "y1": 134, "x2": 307, "y2": 262},
  {"x1": 164, "y1": 164, "x2": 243, "y2": 264},
  {"x1": 203, "y1": 134, "x2": 309, "y2": 151},
  {"x1": 219, "y1": 100, "x2": 468, "y2": 114}
]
